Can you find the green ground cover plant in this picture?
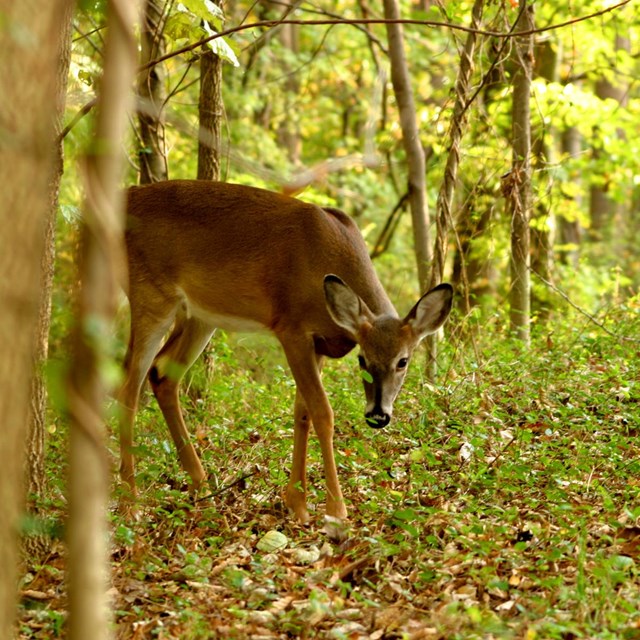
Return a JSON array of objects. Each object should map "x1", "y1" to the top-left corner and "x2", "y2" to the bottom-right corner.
[{"x1": 18, "y1": 297, "x2": 640, "y2": 639}]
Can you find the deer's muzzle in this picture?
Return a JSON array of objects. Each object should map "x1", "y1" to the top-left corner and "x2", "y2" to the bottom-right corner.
[{"x1": 365, "y1": 411, "x2": 391, "y2": 429}]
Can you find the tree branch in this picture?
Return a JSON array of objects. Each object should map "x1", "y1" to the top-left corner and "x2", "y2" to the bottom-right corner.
[
  {"x1": 60, "y1": 0, "x2": 630, "y2": 141},
  {"x1": 140, "y1": 0, "x2": 631, "y2": 73}
]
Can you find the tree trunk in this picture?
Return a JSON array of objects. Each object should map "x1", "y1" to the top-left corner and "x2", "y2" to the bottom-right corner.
[
  {"x1": 558, "y1": 125, "x2": 582, "y2": 267},
  {"x1": 277, "y1": 22, "x2": 301, "y2": 164},
  {"x1": 426, "y1": 0, "x2": 484, "y2": 376},
  {"x1": 0, "y1": 1, "x2": 68, "y2": 636},
  {"x1": 507, "y1": 0, "x2": 534, "y2": 343},
  {"x1": 382, "y1": 0, "x2": 431, "y2": 293},
  {"x1": 429, "y1": 0, "x2": 484, "y2": 290},
  {"x1": 197, "y1": 46, "x2": 223, "y2": 181},
  {"x1": 138, "y1": 0, "x2": 167, "y2": 184},
  {"x1": 245, "y1": 1, "x2": 302, "y2": 163},
  {"x1": 197, "y1": 2, "x2": 225, "y2": 380},
  {"x1": 530, "y1": 36, "x2": 559, "y2": 320},
  {"x1": 24, "y1": 0, "x2": 75, "y2": 561},
  {"x1": 66, "y1": 1, "x2": 141, "y2": 639},
  {"x1": 452, "y1": 192, "x2": 495, "y2": 316},
  {"x1": 589, "y1": 33, "x2": 630, "y2": 246}
]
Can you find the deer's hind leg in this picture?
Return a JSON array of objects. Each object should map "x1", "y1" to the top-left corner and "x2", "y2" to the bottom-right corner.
[
  {"x1": 148, "y1": 312, "x2": 214, "y2": 491},
  {"x1": 119, "y1": 305, "x2": 176, "y2": 497}
]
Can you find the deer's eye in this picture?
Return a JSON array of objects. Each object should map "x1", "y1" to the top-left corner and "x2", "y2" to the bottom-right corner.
[{"x1": 397, "y1": 357, "x2": 409, "y2": 370}]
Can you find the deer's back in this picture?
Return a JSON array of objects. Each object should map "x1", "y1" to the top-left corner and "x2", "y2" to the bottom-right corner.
[{"x1": 125, "y1": 180, "x2": 394, "y2": 334}]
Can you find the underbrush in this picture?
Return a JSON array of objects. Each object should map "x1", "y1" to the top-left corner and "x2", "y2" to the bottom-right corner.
[{"x1": 19, "y1": 308, "x2": 640, "y2": 639}]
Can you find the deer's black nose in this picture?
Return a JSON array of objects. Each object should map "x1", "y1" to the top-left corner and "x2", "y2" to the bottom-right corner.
[{"x1": 365, "y1": 411, "x2": 390, "y2": 429}]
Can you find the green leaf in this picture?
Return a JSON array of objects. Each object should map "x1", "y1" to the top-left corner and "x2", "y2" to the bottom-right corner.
[
  {"x1": 392, "y1": 508, "x2": 417, "y2": 521},
  {"x1": 178, "y1": 0, "x2": 223, "y2": 24},
  {"x1": 203, "y1": 22, "x2": 240, "y2": 67},
  {"x1": 164, "y1": 12, "x2": 196, "y2": 42}
]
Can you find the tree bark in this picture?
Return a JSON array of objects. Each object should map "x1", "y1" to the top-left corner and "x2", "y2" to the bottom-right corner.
[
  {"x1": 531, "y1": 36, "x2": 559, "y2": 320},
  {"x1": 197, "y1": 2, "x2": 225, "y2": 380},
  {"x1": 197, "y1": 46, "x2": 223, "y2": 181},
  {"x1": 276, "y1": 21, "x2": 301, "y2": 164},
  {"x1": 426, "y1": 0, "x2": 484, "y2": 376},
  {"x1": 382, "y1": 0, "x2": 431, "y2": 292},
  {"x1": 453, "y1": 198, "x2": 496, "y2": 313},
  {"x1": 0, "y1": 1, "x2": 68, "y2": 636},
  {"x1": 429, "y1": 0, "x2": 484, "y2": 290},
  {"x1": 138, "y1": 0, "x2": 168, "y2": 183},
  {"x1": 559, "y1": 126, "x2": 582, "y2": 267},
  {"x1": 507, "y1": 0, "x2": 534, "y2": 343},
  {"x1": 66, "y1": 1, "x2": 141, "y2": 639},
  {"x1": 24, "y1": 0, "x2": 75, "y2": 560},
  {"x1": 244, "y1": 0, "x2": 303, "y2": 162}
]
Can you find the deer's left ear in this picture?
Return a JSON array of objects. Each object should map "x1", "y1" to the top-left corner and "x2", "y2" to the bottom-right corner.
[
  {"x1": 324, "y1": 274, "x2": 374, "y2": 339},
  {"x1": 404, "y1": 283, "x2": 453, "y2": 341}
]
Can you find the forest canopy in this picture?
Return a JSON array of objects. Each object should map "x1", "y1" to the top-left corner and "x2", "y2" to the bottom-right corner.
[{"x1": 59, "y1": 0, "x2": 640, "y2": 323}]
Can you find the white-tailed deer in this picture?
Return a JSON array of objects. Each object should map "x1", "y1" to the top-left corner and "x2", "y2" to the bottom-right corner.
[{"x1": 120, "y1": 180, "x2": 452, "y2": 523}]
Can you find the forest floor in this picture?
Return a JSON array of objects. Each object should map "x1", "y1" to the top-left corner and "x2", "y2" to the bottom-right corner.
[{"x1": 17, "y1": 324, "x2": 640, "y2": 639}]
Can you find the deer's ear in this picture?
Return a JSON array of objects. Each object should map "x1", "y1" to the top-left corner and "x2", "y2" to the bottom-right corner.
[
  {"x1": 324, "y1": 275, "x2": 373, "y2": 338},
  {"x1": 404, "y1": 283, "x2": 453, "y2": 341}
]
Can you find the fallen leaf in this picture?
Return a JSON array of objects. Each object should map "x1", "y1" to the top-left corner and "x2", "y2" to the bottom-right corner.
[
  {"x1": 256, "y1": 530, "x2": 288, "y2": 552},
  {"x1": 459, "y1": 442, "x2": 475, "y2": 463}
]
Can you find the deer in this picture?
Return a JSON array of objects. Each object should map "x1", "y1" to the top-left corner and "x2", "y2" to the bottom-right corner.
[{"x1": 119, "y1": 180, "x2": 453, "y2": 524}]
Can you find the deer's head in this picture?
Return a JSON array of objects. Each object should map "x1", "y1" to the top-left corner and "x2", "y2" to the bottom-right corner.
[{"x1": 324, "y1": 275, "x2": 453, "y2": 428}]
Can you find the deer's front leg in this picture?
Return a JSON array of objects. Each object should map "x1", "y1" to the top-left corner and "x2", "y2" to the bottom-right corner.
[
  {"x1": 285, "y1": 389, "x2": 312, "y2": 523},
  {"x1": 312, "y1": 405, "x2": 347, "y2": 521},
  {"x1": 281, "y1": 337, "x2": 347, "y2": 521}
]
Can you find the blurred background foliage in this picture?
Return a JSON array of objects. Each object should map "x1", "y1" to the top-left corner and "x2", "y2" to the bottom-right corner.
[{"x1": 54, "y1": 0, "x2": 639, "y2": 361}]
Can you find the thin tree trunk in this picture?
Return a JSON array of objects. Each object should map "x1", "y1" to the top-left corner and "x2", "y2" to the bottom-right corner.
[
  {"x1": 589, "y1": 33, "x2": 630, "y2": 246},
  {"x1": 66, "y1": 1, "x2": 141, "y2": 638},
  {"x1": 429, "y1": 0, "x2": 484, "y2": 289},
  {"x1": 138, "y1": 0, "x2": 168, "y2": 183},
  {"x1": 244, "y1": 0, "x2": 303, "y2": 153},
  {"x1": 507, "y1": 0, "x2": 534, "y2": 343},
  {"x1": 426, "y1": 0, "x2": 484, "y2": 376},
  {"x1": 24, "y1": 0, "x2": 75, "y2": 560},
  {"x1": 197, "y1": 46, "x2": 223, "y2": 181},
  {"x1": 197, "y1": 2, "x2": 225, "y2": 380},
  {"x1": 531, "y1": 36, "x2": 559, "y2": 320},
  {"x1": 277, "y1": 21, "x2": 301, "y2": 164},
  {"x1": 559, "y1": 125, "x2": 582, "y2": 267},
  {"x1": 382, "y1": 0, "x2": 431, "y2": 292},
  {"x1": 0, "y1": 1, "x2": 68, "y2": 635},
  {"x1": 452, "y1": 195, "x2": 495, "y2": 315}
]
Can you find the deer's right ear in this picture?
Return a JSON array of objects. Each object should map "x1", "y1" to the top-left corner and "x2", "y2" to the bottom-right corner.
[
  {"x1": 405, "y1": 283, "x2": 454, "y2": 340},
  {"x1": 324, "y1": 275, "x2": 373, "y2": 338}
]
